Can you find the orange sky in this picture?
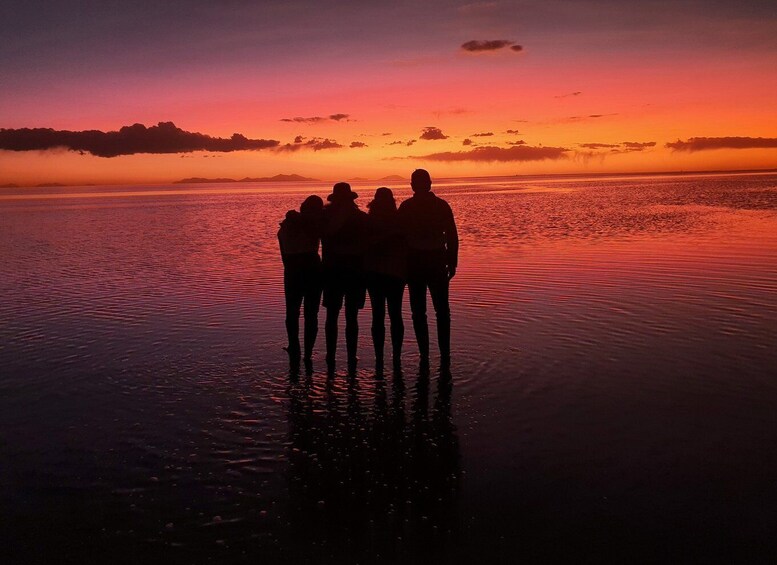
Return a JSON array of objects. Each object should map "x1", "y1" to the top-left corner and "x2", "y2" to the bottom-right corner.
[{"x1": 1, "y1": 1, "x2": 776, "y2": 185}]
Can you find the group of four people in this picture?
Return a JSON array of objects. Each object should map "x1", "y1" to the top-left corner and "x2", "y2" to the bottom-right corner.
[{"x1": 278, "y1": 169, "x2": 459, "y2": 374}]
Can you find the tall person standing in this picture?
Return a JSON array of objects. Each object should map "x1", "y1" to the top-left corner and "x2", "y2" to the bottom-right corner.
[{"x1": 398, "y1": 169, "x2": 459, "y2": 370}]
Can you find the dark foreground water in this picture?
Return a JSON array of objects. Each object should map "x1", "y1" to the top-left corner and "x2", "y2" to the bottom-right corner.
[{"x1": 1, "y1": 173, "x2": 777, "y2": 563}]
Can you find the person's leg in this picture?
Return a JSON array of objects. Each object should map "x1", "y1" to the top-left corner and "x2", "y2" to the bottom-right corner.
[
  {"x1": 429, "y1": 274, "x2": 451, "y2": 366},
  {"x1": 387, "y1": 279, "x2": 405, "y2": 365},
  {"x1": 408, "y1": 279, "x2": 429, "y2": 363},
  {"x1": 302, "y1": 279, "x2": 322, "y2": 363},
  {"x1": 284, "y1": 271, "x2": 304, "y2": 366},
  {"x1": 368, "y1": 278, "x2": 387, "y2": 366},
  {"x1": 344, "y1": 300, "x2": 360, "y2": 372},
  {"x1": 324, "y1": 283, "x2": 344, "y2": 372}
]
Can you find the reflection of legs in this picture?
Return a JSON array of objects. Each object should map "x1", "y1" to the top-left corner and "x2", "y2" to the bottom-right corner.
[
  {"x1": 429, "y1": 276, "x2": 451, "y2": 364},
  {"x1": 345, "y1": 295, "x2": 360, "y2": 369},
  {"x1": 368, "y1": 283, "x2": 386, "y2": 364},
  {"x1": 387, "y1": 281, "x2": 405, "y2": 362},
  {"x1": 302, "y1": 284, "x2": 321, "y2": 361},
  {"x1": 408, "y1": 280, "x2": 429, "y2": 361},
  {"x1": 284, "y1": 277, "x2": 303, "y2": 363}
]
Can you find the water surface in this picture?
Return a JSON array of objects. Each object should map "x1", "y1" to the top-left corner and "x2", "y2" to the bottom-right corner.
[{"x1": 2, "y1": 173, "x2": 777, "y2": 563}]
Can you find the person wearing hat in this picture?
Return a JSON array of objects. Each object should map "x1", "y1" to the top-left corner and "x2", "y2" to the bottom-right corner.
[
  {"x1": 321, "y1": 182, "x2": 369, "y2": 373},
  {"x1": 278, "y1": 195, "x2": 325, "y2": 373},
  {"x1": 397, "y1": 169, "x2": 458, "y2": 370},
  {"x1": 364, "y1": 187, "x2": 407, "y2": 371}
]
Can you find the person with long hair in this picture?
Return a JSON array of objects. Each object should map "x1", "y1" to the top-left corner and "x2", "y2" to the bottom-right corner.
[
  {"x1": 278, "y1": 195, "x2": 324, "y2": 373},
  {"x1": 364, "y1": 187, "x2": 406, "y2": 371}
]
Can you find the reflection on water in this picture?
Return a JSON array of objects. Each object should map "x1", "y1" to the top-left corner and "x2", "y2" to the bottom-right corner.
[
  {"x1": 285, "y1": 370, "x2": 458, "y2": 563},
  {"x1": 2, "y1": 172, "x2": 777, "y2": 562}
]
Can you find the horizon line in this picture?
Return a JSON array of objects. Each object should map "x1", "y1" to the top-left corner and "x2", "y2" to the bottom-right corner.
[{"x1": 2, "y1": 166, "x2": 776, "y2": 189}]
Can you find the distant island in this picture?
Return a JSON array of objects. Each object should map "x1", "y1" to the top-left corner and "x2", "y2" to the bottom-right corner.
[
  {"x1": 0, "y1": 183, "x2": 20, "y2": 188},
  {"x1": 175, "y1": 174, "x2": 320, "y2": 184},
  {"x1": 378, "y1": 175, "x2": 405, "y2": 181}
]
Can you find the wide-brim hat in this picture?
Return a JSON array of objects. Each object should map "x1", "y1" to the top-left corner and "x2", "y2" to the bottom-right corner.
[{"x1": 327, "y1": 182, "x2": 358, "y2": 202}]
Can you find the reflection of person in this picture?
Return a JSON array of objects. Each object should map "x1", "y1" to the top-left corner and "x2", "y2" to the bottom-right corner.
[
  {"x1": 321, "y1": 183, "x2": 369, "y2": 374},
  {"x1": 398, "y1": 169, "x2": 459, "y2": 369},
  {"x1": 284, "y1": 368, "x2": 460, "y2": 563},
  {"x1": 364, "y1": 187, "x2": 406, "y2": 371},
  {"x1": 278, "y1": 195, "x2": 324, "y2": 372}
]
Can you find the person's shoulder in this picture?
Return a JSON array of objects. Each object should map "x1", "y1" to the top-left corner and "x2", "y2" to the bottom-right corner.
[{"x1": 432, "y1": 194, "x2": 452, "y2": 210}]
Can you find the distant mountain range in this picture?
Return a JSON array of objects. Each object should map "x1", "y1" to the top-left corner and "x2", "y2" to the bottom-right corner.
[
  {"x1": 175, "y1": 174, "x2": 320, "y2": 184},
  {"x1": 378, "y1": 175, "x2": 405, "y2": 181}
]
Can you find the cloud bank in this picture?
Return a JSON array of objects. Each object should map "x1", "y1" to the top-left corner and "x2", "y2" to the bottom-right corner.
[
  {"x1": 0, "y1": 122, "x2": 279, "y2": 157},
  {"x1": 415, "y1": 145, "x2": 568, "y2": 162},
  {"x1": 280, "y1": 113, "x2": 350, "y2": 123},
  {"x1": 666, "y1": 137, "x2": 777, "y2": 152},
  {"x1": 276, "y1": 137, "x2": 343, "y2": 152}
]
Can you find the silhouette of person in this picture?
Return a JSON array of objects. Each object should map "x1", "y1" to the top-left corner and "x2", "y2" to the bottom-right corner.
[
  {"x1": 278, "y1": 195, "x2": 324, "y2": 372},
  {"x1": 364, "y1": 187, "x2": 406, "y2": 371},
  {"x1": 398, "y1": 169, "x2": 459, "y2": 369},
  {"x1": 321, "y1": 182, "x2": 369, "y2": 374}
]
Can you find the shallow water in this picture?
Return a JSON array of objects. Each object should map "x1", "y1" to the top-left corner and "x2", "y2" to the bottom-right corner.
[{"x1": 2, "y1": 172, "x2": 777, "y2": 563}]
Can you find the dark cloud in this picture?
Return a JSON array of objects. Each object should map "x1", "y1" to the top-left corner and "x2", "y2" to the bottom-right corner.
[
  {"x1": 463, "y1": 138, "x2": 473, "y2": 146},
  {"x1": 620, "y1": 141, "x2": 656, "y2": 152},
  {"x1": 349, "y1": 141, "x2": 367, "y2": 148},
  {"x1": 415, "y1": 144, "x2": 568, "y2": 162},
  {"x1": 622, "y1": 141, "x2": 656, "y2": 148},
  {"x1": 505, "y1": 129, "x2": 521, "y2": 134},
  {"x1": 407, "y1": 139, "x2": 416, "y2": 147},
  {"x1": 388, "y1": 140, "x2": 404, "y2": 146},
  {"x1": 0, "y1": 122, "x2": 279, "y2": 157},
  {"x1": 471, "y1": 132, "x2": 494, "y2": 137},
  {"x1": 279, "y1": 114, "x2": 350, "y2": 124},
  {"x1": 420, "y1": 127, "x2": 449, "y2": 140},
  {"x1": 382, "y1": 132, "x2": 392, "y2": 136},
  {"x1": 461, "y1": 39, "x2": 522, "y2": 52},
  {"x1": 555, "y1": 91, "x2": 582, "y2": 98},
  {"x1": 579, "y1": 142, "x2": 619, "y2": 149},
  {"x1": 276, "y1": 137, "x2": 343, "y2": 152},
  {"x1": 506, "y1": 140, "x2": 526, "y2": 145},
  {"x1": 665, "y1": 137, "x2": 777, "y2": 152}
]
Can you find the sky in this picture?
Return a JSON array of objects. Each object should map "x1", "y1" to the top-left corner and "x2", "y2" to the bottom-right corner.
[{"x1": 1, "y1": 0, "x2": 776, "y2": 185}]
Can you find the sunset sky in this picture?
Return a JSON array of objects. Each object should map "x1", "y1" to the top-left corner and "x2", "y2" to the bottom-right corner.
[{"x1": 1, "y1": 0, "x2": 776, "y2": 185}]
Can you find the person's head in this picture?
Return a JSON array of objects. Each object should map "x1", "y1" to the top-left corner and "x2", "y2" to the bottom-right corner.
[
  {"x1": 410, "y1": 169, "x2": 432, "y2": 194},
  {"x1": 327, "y1": 182, "x2": 358, "y2": 205},
  {"x1": 367, "y1": 186, "x2": 397, "y2": 215},
  {"x1": 300, "y1": 194, "x2": 324, "y2": 214}
]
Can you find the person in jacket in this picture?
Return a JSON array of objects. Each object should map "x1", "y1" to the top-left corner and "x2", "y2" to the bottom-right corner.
[
  {"x1": 321, "y1": 182, "x2": 369, "y2": 374},
  {"x1": 364, "y1": 187, "x2": 406, "y2": 371},
  {"x1": 278, "y1": 195, "x2": 324, "y2": 373},
  {"x1": 397, "y1": 169, "x2": 458, "y2": 370}
]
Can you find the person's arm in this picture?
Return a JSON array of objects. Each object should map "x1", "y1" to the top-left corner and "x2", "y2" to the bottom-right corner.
[
  {"x1": 278, "y1": 226, "x2": 289, "y2": 267},
  {"x1": 444, "y1": 203, "x2": 458, "y2": 279}
]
